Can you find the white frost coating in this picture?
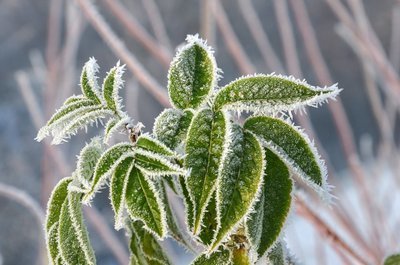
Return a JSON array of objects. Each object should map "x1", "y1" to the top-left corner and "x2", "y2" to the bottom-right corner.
[
  {"x1": 82, "y1": 57, "x2": 103, "y2": 103},
  {"x1": 134, "y1": 148, "x2": 187, "y2": 177},
  {"x1": 168, "y1": 34, "x2": 220, "y2": 109},
  {"x1": 82, "y1": 151, "x2": 135, "y2": 205},
  {"x1": 76, "y1": 137, "x2": 103, "y2": 189},
  {"x1": 209, "y1": 131, "x2": 266, "y2": 253},
  {"x1": 137, "y1": 133, "x2": 179, "y2": 158},
  {"x1": 46, "y1": 222, "x2": 59, "y2": 265},
  {"x1": 52, "y1": 109, "x2": 113, "y2": 145},
  {"x1": 66, "y1": 193, "x2": 95, "y2": 265},
  {"x1": 214, "y1": 73, "x2": 342, "y2": 115},
  {"x1": 256, "y1": 117, "x2": 332, "y2": 203},
  {"x1": 104, "y1": 115, "x2": 131, "y2": 144},
  {"x1": 103, "y1": 61, "x2": 126, "y2": 115},
  {"x1": 113, "y1": 161, "x2": 135, "y2": 230}
]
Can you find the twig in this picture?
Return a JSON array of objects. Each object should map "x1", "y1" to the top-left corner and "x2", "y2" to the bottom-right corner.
[
  {"x1": 212, "y1": 0, "x2": 256, "y2": 75},
  {"x1": 77, "y1": 0, "x2": 170, "y2": 107},
  {"x1": 296, "y1": 197, "x2": 369, "y2": 265},
  {"x1": 200, "y1": 0, "x2": 217, "y2": 46},
  {"x1": 102, "y1": 0, "x2": 172, "y2": 69},
  {"x1": 237, "y1": 0, "x2": 285, "y2": 73},
  {"x1": 0, "y1": 183, "x2": 45, "y2": 265},
  {"x1": 140, "y1": 0, "x2": 172, "y2": 50},
  {"x1": 390, "y1": 5, "x2": 400, "y2": 71}
]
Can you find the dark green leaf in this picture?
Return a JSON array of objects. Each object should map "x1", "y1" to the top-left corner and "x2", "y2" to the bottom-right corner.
[
  {"x1": 102, "y1": 63, "x2": 125, "y2": 112},
  {"x1": 384, "y1": 254, "x2": 400, "y2": 265},
  {"x1": 198, "y1": 193, "x2": 218, "y2": 246},
  {"x1": 178, "y1": 175, "x2": 194, "y2": 231},
  {"x1": 81, "y1": 58, "x2": 101, "y2": 104},
  {"x1": 136, "y1": 135, "x2": 176, "y2": 157},
  {"x1": 46, "y1": 177, "x2": 72, "y2": 231},
  {"x1": 191, "y1": 248, "x2": 231, "y2": 265}
]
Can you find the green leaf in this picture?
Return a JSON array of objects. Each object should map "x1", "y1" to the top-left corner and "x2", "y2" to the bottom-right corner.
[
  {"x1": 168, "y1": 35, "x2": 217, "y2": 109},
  {"x1": 384, "y1": 254, "x2": 400, "y2": 265},
  {"x1": 81, "y1": 58, "x2": 102, "y2": 104},
  {"x1": 153, "y1": 108, "x2": 194, "y2": 149},
  {"x1": 198, "y1": 193, "x2": 218, "y2": 246},
  {"x1": 134, "y1": 148, "x2": 186, "y2": 177},
  {"x1": 129, "y1": 230, "x2": 148, "y2": 265},
  {"x1": 136, "y1": 134, "x2": 176, "y2": 157},
  {"x1": 191, "y1": 248, "x2": 231, "y2": 265},
  {"x1": 265, "y1": 242, "x2": 296, "y2": 265},
  {"x1": 83, "y1": 142, "x2": 134, "y2": 203},
  {"x1": 131, "y1": 221, "x2": 171, "y2": 265},
  {"x1": 46, "y1": 178, "x2": 72, "y2": 231},
  {"x1": 110, "y1": 157, "x2": 135, "y2": 229},
  {"x1": 231, "y1": 248, "x2": 251, "y2": 265},
  {"x1": 213, "y1": 74, "x2": 340, "y2": 113},
  {"x1": 104, "y1": 115, "x2": 130, "y2": 144},
  {"x1": 58, "y1": 192, "x2": 96, "y2": 265},
  {"x1": 246, "y1": 148, "x2": 293, "y2": 258},
  {"x1": 178, "y1": 175, "x2": 194, "y2": 231},
  {"x1": 126, "y1": 167, "x2": 167, "y2": 238},
  {"x1": 64, "y1": 94, "x2": 86, "y2": 105},
  {"x1": 210, "y1": 126, "x2": 264, "y2": 252},
  {"x1": 76, "y1": 137, "x2": 103, "y2": 190},
  {"x1": 244, "y1": 116, "x2": 328, "y2": 198},
  {"x1": 47, "y1": 222, "x2": 61, "y2": 264},
  {"x1": 102, "y1": 62, "x2": 125, "y2": 113},
  {"x1": 185, "y1": 108, "x2": 228, "y2": 234}
]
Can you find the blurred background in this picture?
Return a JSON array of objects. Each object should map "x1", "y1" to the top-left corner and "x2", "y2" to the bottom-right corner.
[{"x1": 1, "y1": 0, "x2": 399, "y2": 264}]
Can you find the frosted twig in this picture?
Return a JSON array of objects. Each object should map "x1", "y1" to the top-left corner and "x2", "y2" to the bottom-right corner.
[
  {"x1": 140, "y1": 0, "x2": 172, "y2": 50},
  {"x1": 77, "y1": 0, "x2": 170, "y2": 107},
  {"x1": 102, "y1": 0, "x2": 172, "y2": 68},
  {"x1": 212, "y1": 0, "x2": 256, "y2": 75},
  {"x1": 237, "y1": 0, "x2": 285, "y2": 73}
]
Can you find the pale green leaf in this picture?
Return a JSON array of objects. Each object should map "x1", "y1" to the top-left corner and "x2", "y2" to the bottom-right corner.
[
  {"x1": 63, "y1": 95, "x2": 86, "y2": 105},
  {"x1": 136, "y1": 134, "x2": 176, "y2": 157},
  {"x1": 191, "y1": 248, "x2": 231, "y2": 265},
  {"x1": 83, "y1": 142, "x2": 134, "y2": 203},
  {"x1": 168, "y1": 35, "x2": 217, "y2": 109},
  {"x1": 58, "y1": 192, "x2": 96, "y2": 265},
  {"x1": 46, "y1": 178, "x2": 72, "y2": 231},
  {"x1": 47, "y1": 222, "x2": 61, "y2": 265},
  {"x1": 131, "y1": 221, "x2": 171, "y2": 265},
  {"x1": 384, "y1": 254, "x2": 400, "y2": 265},
  {"x1": 210, "y1": 126, "x2": 264, "y2": 252},
  {"x1": 134, "y1": 148, "x2": 186, "y2": 177},
  {"x1": 246, "y1": 148, "x2": 293, "y2": 258},
  {"x1": 110, "y1": 157, "x2": 135, "y2": 229},
  {"x1": 81, "y1": 57, "x2": 102, "y2": 104},
  {"x1": 76, "y1": 137, "x2": 103, "y2": 190},
  {"x1": 153, "y1": 108, "x2": 194, "y2": 149},
  {"x1": 231, "y1": 248, "x2": 251, "y2": 265},
  {"x1": 126, "y1": 167, "x2": 167, "y2": 238},
  {"x1": 185, "y1": 108, "x2": 228, "y2": 234},
  {"x1": 213, "y1": 74, "x2": 340, "y2": 113},
  {"x1": 244, "y1": 116, "x2": 329, "y2": 198},
  {"x1": 102, "y1": 62, "x2": 125, "y2": 113}
]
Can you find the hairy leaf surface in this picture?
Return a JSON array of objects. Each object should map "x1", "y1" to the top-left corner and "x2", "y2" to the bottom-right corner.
[
  {"x1": 246, "y1": 148, "x2": 292, "y2": 257},
  {"x1": 198, "y1": 193, "x2": 218, "y2": 246},
  {"x1": 126, "y1": 167, "x2": 167, "y2": 238},
  {"x1": 191, "y1": 248, "x2": 231, "y2": 265},
  {"x1": 244, "y1": 116, "x2": 328, "y2": 196},
  {"x1": 136, "y1": 135, "x2": 176, "y2": 157},
  {"x1": 110, "y1": 157, "x2": 134, "y2": 229},
  {"x1": 46, "y1": 178, "x2": 72, "y2": 231},
  {"x1": 210, "y1": 126, "x2": 264, "y2": 252},
  {"x1": 213, "y1": 75, "x2": 339, "y2": 113},
  {"x1": 102, "y1": 62, "x2": 125, "y2": 113},
  {"x1": 178, "y1": 175, "x2": 194, "y2": 231},
  {"x1": 76, "y1": 137, "x2": 103, "y2": 189},
  {"x1": 58, "y1": 193, "x2": 95, "y2": 265},
  {"x1": 168, "y1": 35, "x2": 216, "y2": 109},
  {"x1": 135, "y1": 148, "x2": 185, "y2": 177},
  {"x1": 153, "y1": 108, "x2": 194, "y2": 149},
  {"x1": 81, "y1": 58, "x2": 101, "y2": 104},
  {"x1": 185, "y1": 108, "x2": 227, "y2": 234}
]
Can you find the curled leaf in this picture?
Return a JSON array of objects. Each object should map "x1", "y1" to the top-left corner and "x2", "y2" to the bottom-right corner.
[{"x1": 81, "y1": 57, "x2": 102, "y2": 104}]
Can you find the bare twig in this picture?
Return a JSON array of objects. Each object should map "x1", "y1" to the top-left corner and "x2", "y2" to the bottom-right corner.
[
  {"x1": 212, "y1": 0, "x2": 256, "y2": 75},
  {"x1": 102, "y1": 0, "x2": 172, "y2": 68},
  {"x1": 200, "y1": 0, "x2": 217, "y2": 46},
  {"x1": 140, "y1": 0, "x2": 172, "y2": 50},
  {"x1": 77, "y1": 0, "x2": 170, "y2": 107}
]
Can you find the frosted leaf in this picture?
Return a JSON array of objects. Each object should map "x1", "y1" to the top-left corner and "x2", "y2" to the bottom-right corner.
[
  {"x1": 46, "y1": 223, "x2": 60, "y2": 265},
  {"x1": 198, "y1": 193, "x2": 218, "y2": 246},
  {"x1": 185, "y1": 108, "x2": 228, "y2": 235},
  {"x1": 129, "y1": 229, "x2": 147, "y2": 265},
  {"x1": 134, "y1": 148, "x2": 186, "y2": 177},
  {"x1": 136, "y1": 134, "x2": 177, "y2": 157},
  {"x1": 83, "y1": 142, "x2": 134, "y2": 203},
  {"x1": 58, "y1": 192, "x2": 96, "y2": 265},
  {"x1": 212, "y1": 74, "x2": 341, "y2": 114},
  {"x1": 64, "y1": 94, "x2": 86, "y2": 105},
  {"x1": 153, "y1": 108, "x2": 194, "y2": 149},
  {"x1": 246, "y1": 148, "x2": 293, "y2": 258},
  {"x1": 125, "y1": 167, "x2": 167, "y2": 239},
  {"x1": 110, "y1": 157, "x2": 134, "y2": 229},
  {"x1": 168, "y1": 34, "x2": 217, "y2": 109},
  {"x1": 264, "y1": 241, "x2": 297, "y2": 265},
  {"x1": 191, "y1": 248, "x2": 231, "y2": 265},
  {"x1": 244, "y1": 116, "x2": 330, "y2": 200},
  {"x1": 232, "y1": 248, "x2": 252, "y2": 265},
  {"x1": 76, "y1": 137, "x2": 103, "y2": 190},
  {"x1": 209, "y1": 126, "x2": 265, "y2": 253},
  {"x1": 81, "y1": 57, "x2": 102, "y2": 104},
  {"x1": 384, "y1": 254, "x2": 400, "y2": 265},
  {"x1": 104, "y1": 115, "x2": 131, "y2": 144},
  {"x1": 102, "y1": 61, "x2": 126, "y2": 114},
  {"x1": 131, "y1": 220, "x2": 171, "y2": 265},
  {"x1": 178, "y1": 175, "x2": 195, "y2": 231}
]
